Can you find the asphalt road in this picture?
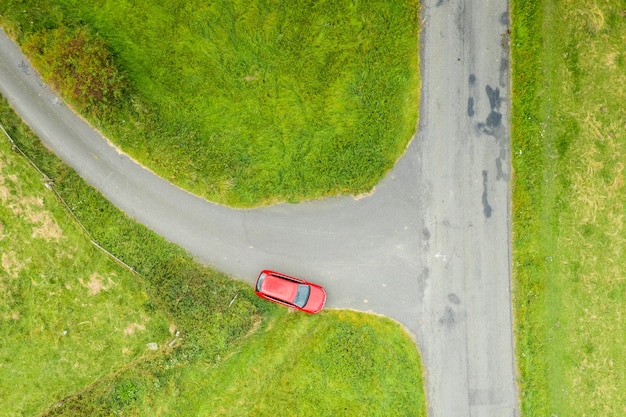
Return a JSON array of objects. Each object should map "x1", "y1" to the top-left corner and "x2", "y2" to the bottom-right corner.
[
  {"x1": 416, "y1": 1, "x2": 518, "y2": 415},
  {"x1": 0, "y1": 1, "x2": 518, "y2": 414}
]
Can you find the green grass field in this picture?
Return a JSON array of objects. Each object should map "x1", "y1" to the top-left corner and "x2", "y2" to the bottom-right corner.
[
  {"x1": 0, "y1": 116, "x2": 171, "y2": 416},
  {"x1": 511, "y1": 0, "x2": 626, "y2": 415},
  {"x1": 0, "y1": 0, "x2": 420, "y2": 206},
  {"x1": 1, "y1": 96, "x2": 425, "y2": 415}
]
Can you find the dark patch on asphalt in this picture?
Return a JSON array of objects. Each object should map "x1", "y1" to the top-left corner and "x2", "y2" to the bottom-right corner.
[
  {"x1": 482, "y1": 170, "x2": 492, "y2": 218},
  {"x1": 417, "y1": 268, "x2": 430, "y2": 303},
  {"x1": 486, "y1": 85, "x2": 502, "y2": 116},
  {"x1": 439, "y1": 306, "x2": 456, "y2": 327},
  {"x1": 496, "y1": 157, "x2": 509, "y2": 181},
  {"x1": 500, "y1": 11, "x2": 509, "y2": 25},
  {"x1": 476, "y1": 85, "x2": 503, "y2": 136},
  {"x1": 448, "y1": 293, "x2": 460, "y2": 304},
  {"x1": 18, "y1": 60, "x2": 30, "y2": 76},
  {"x1": 499, "y1": 58, "x2": 509, "y2": 73},
  {"x1": 436, "y1": 0, "x2": 447, "y2": 6},
  {"x1": 468, "y1": 75, "x2": 476, "y2": 117},
  {"x1": 486, "y1": 110, "x2": 502, "y2": 128},
  {"x1": 472, "y1": 83, "x2": 511, "y2": 181},
  {"x1": 495, "y1": 138, "x2": 510, "y2": 181}
]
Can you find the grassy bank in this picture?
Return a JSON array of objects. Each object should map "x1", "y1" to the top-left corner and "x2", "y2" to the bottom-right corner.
[
  {"x1": 0, "y1": 110, "x2": 170, "y2": 415},
  {"x1": 511, "y1": 0, "x2": 626, "y2": 415},
  {"x1": 0, "y1": 0, "x2": 420, "y2": 206},
  {"x1": 45, "y1": 311, "x2": 426, "y2": 417},
  {"x1": 1, "y1": 97, "x2": 426, "y2": 415}
]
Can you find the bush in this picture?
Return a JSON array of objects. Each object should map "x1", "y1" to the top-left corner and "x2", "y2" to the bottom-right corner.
[{"x1": 24, "y1": 25, "x2": 128, "y2": 117}]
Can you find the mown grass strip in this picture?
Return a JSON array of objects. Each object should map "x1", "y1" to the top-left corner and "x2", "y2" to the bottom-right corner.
[
  {"x1": 511, "y1": 1, "x2": 626, "y2": 415},
  {"x1": 0, "y1": 0, "x2": 420, "y2": 206}
]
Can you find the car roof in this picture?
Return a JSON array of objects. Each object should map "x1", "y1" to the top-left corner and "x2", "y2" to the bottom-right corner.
[{"x1": 261, "y1": 273, "x2": 300, "y2": 303}]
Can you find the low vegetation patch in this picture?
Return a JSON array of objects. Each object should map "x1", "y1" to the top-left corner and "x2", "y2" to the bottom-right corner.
[
  {"x1": 511, "y1": 0, "x2": 626, "y2": 415},
  {"x1": 1, "y1": 0, "x2": 420, "y2": 206},
  {"x1": 23, "y1": 25, "x2": 129, "y2": 117}
]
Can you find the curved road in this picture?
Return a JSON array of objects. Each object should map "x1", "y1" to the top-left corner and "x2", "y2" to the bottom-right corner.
[{"x1": 0, "y1": 1, "x2": 518, "y2": 415}]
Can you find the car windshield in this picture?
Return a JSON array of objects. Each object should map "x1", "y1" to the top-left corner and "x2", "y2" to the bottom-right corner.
[
  {"x1": 256, "y1": 272, "x2": 266, "y2": 292},
  {"x1": 293, "y1": 284, "x2": 311, "y2": 308}
]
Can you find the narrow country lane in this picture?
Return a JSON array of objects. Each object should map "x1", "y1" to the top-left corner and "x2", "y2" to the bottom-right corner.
[
  {"x1": 416, "y1": 0, "x2": 518, "y2": 415},
  {"x1": 0, "y1": 0, "x2": 518, "y2": 413}
]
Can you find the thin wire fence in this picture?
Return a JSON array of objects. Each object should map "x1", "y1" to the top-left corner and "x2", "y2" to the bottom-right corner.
[{"x1": 0, "y1": 120, "x2": 137, "y2": 274}]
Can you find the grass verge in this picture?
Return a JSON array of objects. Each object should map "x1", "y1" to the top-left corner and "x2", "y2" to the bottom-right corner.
[
  {"x1": 0, "y1": 108, "x2": 170, "y2": 416},
  {"x1": 44, "y1": 310, "x2": 426, "y2": 417},
  {"x1": 1, "y1": 97, "x2": 426, "y2": 415},
  {"x1": 511, "y1": 0, "x2": 626, "y2": 415},
  {"x1": 0, "y1": 0, "x2": 420, "y2": 206}
]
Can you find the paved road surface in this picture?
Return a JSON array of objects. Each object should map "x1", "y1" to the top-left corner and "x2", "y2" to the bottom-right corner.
[
  {"x1": 416, "y1": 1, "x2": 518, "y2": 415},
  {"x1": 0, "y1": 1, "x2": 518, "y2": 414}
]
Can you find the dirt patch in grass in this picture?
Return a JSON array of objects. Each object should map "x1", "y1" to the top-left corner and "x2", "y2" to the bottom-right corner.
[
  {"x1": 0, "y1": 180, "x2": 10, "y2": 203},
  {"x1": 1, "y1": 174, "x2": 64, "y2": 242},
  {"x1": 1, "y1": 250, "x2": 25, "y2": 278},
  {"x1": 79, "y1": 272, "x2": 116, "y2": 295},
  {"x1": 29, "y1": 209, "x2": 64, "y2": 241},
  {"x1": 124, "y1": 323, "x2": 146, "y2": 335}
]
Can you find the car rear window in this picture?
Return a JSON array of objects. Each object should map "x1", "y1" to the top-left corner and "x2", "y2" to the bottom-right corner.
[{"x1": 293, "y1": 284, "x2": 311, "y2": 308}]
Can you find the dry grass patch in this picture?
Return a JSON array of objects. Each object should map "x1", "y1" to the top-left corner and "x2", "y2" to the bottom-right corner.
[
  {"x1": 1, "y1": 164, "x2": 64, "y2": 242},
  {"x1": 0, "y1": 172, "x2": 11, "y2": 203},
  {"x1": 1, "y1": 250, "x2": 24, "y2": 278},
  {"x1": 124, "y1": 322, "x2": 147, "y2": 335},
  {"x1": 79, "y1": 272, "x2": 117, "y2": 295}
]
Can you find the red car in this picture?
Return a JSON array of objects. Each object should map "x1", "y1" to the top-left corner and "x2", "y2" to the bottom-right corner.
[{"x1": 255, "y1": 270, "x2": 327, "y2": 314}]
